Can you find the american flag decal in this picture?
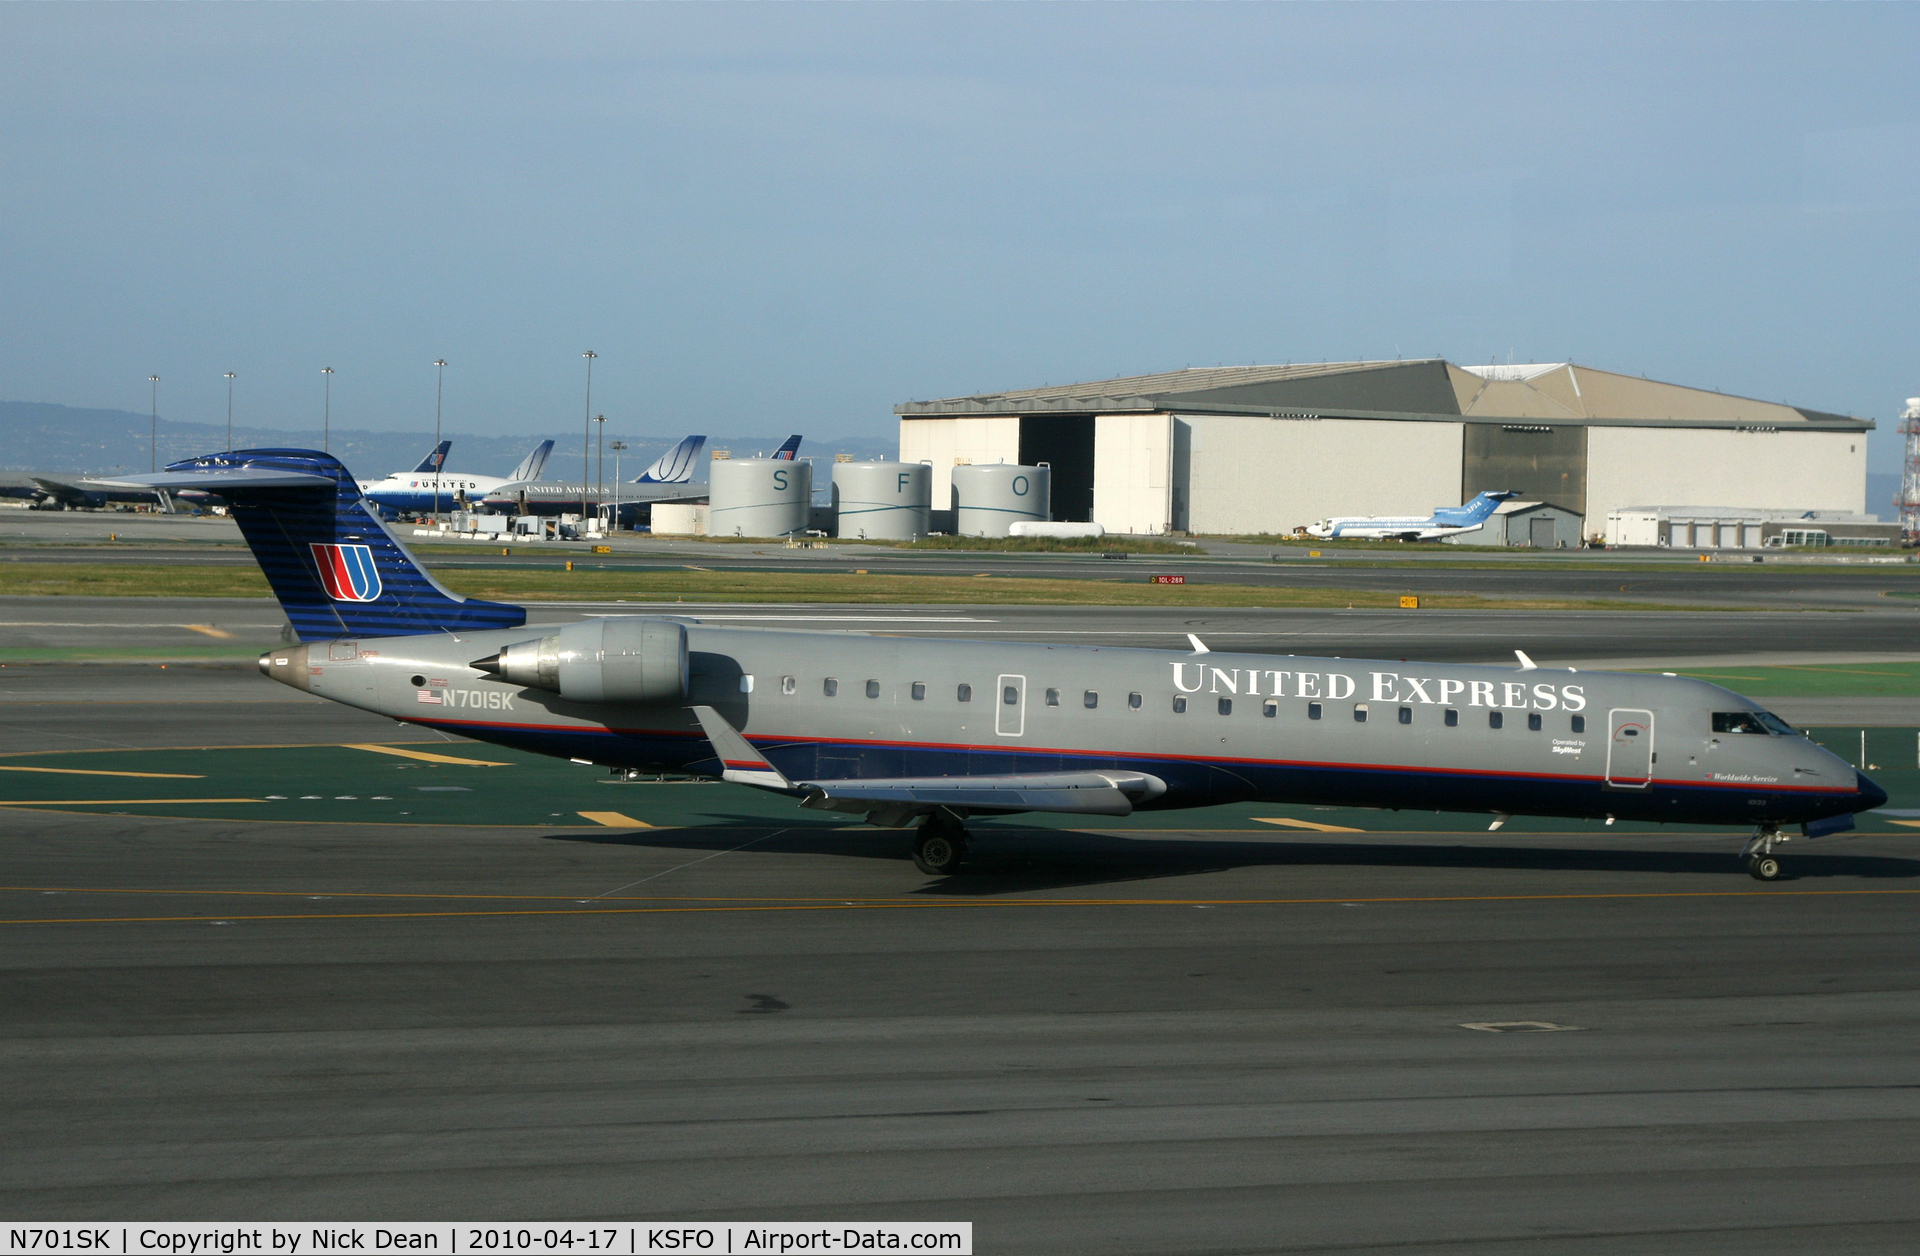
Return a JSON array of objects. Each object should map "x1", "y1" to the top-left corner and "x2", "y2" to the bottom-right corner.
[
  {"x1": 310, "y1": 543, "x2": 383, "y2": 602},
  {"x1": 416, "y1": 688, "x2": 443, "y2": 704}
]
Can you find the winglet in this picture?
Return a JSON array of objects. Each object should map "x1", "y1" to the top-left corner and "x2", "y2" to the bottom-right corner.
[
  {"x1": 1187, "y1": 633, "x2": 1210, "y2": 655},
  {"x1": 1514, "y1": 649, "x2": 1538, "y2": 671},
  {"x1": 689, "y1": 705, "x2": 793, "y2": 791}
]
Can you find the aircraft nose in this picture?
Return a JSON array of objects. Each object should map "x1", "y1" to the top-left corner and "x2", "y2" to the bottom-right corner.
[{"x1": 1854, "y1": 770, "x2": 1889, "y2": 812}]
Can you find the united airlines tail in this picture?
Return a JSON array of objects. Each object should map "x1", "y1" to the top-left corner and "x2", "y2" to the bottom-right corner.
[
  {"x1": 410, "y1": 440, "x2": 452, "y2": 475},
  {"x1": 771, "y1": 434, "x2": 802, "y2": 461},
  {"x1": 633, "y1": 434, "x2": 707, "y2": 484},
  {"x1": 106, "y1": 450, "x2": 525, "y2": 641},
  {"x1": 506, "y1": 439, "x2": 555, "y2": 483}
]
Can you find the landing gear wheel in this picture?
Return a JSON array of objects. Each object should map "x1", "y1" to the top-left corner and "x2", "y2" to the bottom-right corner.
[
  {"x1": 1748, "y1": 854, "x2": 1784, "y2": 882},
  {"x1": 912, "y1": 824, "x2": 970, "y2": 877}
]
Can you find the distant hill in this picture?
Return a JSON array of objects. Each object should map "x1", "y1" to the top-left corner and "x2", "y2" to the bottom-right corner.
[{"x1": 0, "y1": 400, "x2": 896, "y2": 478}]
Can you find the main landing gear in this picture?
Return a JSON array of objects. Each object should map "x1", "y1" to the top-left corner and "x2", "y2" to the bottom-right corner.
[
  {"x1": 912, "y1": 811, "x2": 971, "y2": 877},
  {"x1": 1742, "y1": 825, "x2": 1789, "y2": 881}
]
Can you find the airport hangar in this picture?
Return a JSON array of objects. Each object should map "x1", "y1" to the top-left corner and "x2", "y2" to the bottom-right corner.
[{"x1": 895, "y1": 359, "x2": 1873, "y2": 539}]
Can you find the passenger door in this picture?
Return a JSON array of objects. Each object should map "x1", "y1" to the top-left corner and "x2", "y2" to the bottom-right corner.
[
  {"x1": 995, "y1": 674, "x2": 1026, "y2": 738},
  {"x1": 1605, "y1": 709, "x2": 1654, "y2": 788}
]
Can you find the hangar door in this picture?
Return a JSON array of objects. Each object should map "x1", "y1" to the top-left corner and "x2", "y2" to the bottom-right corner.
[
  {"x1": 1464, "y1": 424, "x2": 1587, "y2": 516},
  {"x1": 1020, "y1": 416, "x2": 1094, "y2": 522}
]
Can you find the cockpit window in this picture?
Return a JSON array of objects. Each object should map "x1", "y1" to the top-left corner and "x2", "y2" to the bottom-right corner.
[
  {"x1": 1713, "y1": 711, "x2": 1772, "y2": 735},
  {"x1": 1757, "y1": 711, "x2": 1797, "y2": 736}
]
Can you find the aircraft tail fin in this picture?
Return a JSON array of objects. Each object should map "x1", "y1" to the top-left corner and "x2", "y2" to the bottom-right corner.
[
  {"x1": 634, "y1": 434, "x2": 706, "y2": 484},
  {"x1": 1434, "y1": 490, "x2": 1517, "y2": 526},
  {"x1": 771, "y1": 434, "x2": 802, "y2": 461},
  {"x1": 108, "y1": 450, "x2": 526, "y2": 642},
  {"x1": 411, "y1": 440, "x2": 452, "y2": 475},
  {"x1": 507, "y1": 439, "x2": 555, "y2": 483}
]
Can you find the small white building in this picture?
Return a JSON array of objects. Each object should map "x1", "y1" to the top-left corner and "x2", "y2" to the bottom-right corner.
[
  {"x1": 1605, "y1": 506, "x2": 1899, "y2": 549},
  {"x1": 1444, "y1": 500, "x2": 1585, "y2": 547}
]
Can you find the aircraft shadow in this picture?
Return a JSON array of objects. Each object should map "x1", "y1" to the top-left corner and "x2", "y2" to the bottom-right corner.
[{"x1": 541, "y1": 817, "x2": 1920, "y2": 896}]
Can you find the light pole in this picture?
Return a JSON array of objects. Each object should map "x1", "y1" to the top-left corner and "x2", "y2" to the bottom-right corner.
[
  {"x1": 321, "y1": 367, "x2": 334, "y2": 454},
  {"x1": 610, "y1": 440, "x2": 626, "y2": 532},
  {"x1": 581, "y1": 351, "x2": 596, "y2": 523},
  {"x1": 224, "y1": 372, "x2": 235, "y2": 452},
  {"x1": 148, "y1": 375, "x2": 160, "y2": 472},
  {"x1": 433, "y1": 359, "x2": 447, "y2": 519},
  {"x1": 593, "y1": 413, "x2": 608, "y2": 528}
]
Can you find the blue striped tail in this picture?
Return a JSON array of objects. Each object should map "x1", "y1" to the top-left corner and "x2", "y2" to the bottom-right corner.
[{"x1": 154, "y1": 449, "x2": 526, "y2": 641}]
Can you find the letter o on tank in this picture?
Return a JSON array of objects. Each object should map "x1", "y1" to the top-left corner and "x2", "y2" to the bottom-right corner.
[{"x1": 555, "y1": 617, "x2": 690, "y2": 703}]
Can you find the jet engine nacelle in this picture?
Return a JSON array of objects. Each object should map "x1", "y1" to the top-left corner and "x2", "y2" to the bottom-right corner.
[{"x1": 480, "y1": 617, "x2": 688, "y2": 704}]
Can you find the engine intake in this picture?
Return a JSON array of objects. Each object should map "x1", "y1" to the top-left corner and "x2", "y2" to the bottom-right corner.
[{"x1": 473, "y1": 618, "x2": 687, "y2": 704}]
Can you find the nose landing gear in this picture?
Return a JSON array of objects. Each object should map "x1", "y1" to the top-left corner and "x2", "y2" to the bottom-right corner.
[
  {"x1": 1742, "y1": 825, "x2": 1789, "y2": 881},
  {"x1": 912, "y1": 811, "x2": 971, "y2": 877}
]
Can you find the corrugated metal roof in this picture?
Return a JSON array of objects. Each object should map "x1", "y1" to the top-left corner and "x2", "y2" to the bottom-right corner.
[{"x1": 897, "y1": 360, "x2": 1869, "y2": 430}]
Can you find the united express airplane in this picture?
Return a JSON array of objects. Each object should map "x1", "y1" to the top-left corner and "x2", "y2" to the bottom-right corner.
[{"x1": 111, "y1": 450, "x2": 1886, "y2": 881}]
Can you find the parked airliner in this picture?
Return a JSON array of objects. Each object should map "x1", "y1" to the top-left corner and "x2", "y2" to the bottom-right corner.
[
  {"x1": 360, "y1": 439, "x2": 555, "y2": 517},
  {"x1": 109, "y1": 450, "x2": 1887, "y2": 882},
  {"x1": 1306, "y1": 490, "x2": 1518, "y2": 541}
]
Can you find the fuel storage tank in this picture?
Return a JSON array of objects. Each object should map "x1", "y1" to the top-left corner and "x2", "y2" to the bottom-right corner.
[
  {"x1": 832, "y1": 461, "x2": 931, "y2": 540},
  {"x1": 708, "y1": 458, "x2": 812, "y2": 537},
  {"x1": 951, "y1": 462, "x2": 1050, "y2": 538}
]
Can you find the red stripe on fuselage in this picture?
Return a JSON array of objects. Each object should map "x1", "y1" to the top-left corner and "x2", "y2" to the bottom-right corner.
[{"x1": 406, "y1": 717, "x2": 1859, "y2": 795}]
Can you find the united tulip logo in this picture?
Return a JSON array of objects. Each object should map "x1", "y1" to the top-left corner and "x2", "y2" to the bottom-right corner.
[{"x1": 311, "y1": 543, "x2": 383, "y2": 602}]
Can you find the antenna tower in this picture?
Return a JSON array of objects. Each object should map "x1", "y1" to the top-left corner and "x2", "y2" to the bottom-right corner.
[{"x1": 1901, "y1": 398, "x2": 1920, "y2": 544}]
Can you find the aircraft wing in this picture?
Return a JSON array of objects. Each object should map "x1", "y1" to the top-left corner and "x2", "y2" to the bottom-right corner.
[
  {"x1": 794, "y1": 772, "x2": 1163, "y2": 818},
  {"x1": 689, "y1": 705, "x2": 1164, "y2": 821}
]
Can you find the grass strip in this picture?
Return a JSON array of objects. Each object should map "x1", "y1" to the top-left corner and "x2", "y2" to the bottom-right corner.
[
  {"x1": 1, "y1": 560, "x2": 1712, "y2": 610},
  {"x1": 1638, "y1": 661, "x2": 1920, "y2": 697}
]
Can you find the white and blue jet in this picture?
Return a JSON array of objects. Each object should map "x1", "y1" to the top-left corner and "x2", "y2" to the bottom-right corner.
[
  {"x1": 358, "y1": 439, "x2": 555, "y2": 517},
  {"x1": 1306, "y1": 490, "x2": 1519, "y2": 542}
]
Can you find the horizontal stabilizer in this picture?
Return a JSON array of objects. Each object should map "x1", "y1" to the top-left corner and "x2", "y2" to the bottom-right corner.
[{"x1": 89, "y1": 469, "x2": 337, "y2": 492}]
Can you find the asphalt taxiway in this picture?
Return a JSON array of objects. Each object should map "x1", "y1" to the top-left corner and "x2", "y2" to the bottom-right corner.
[{"x1": 4, "y1": 573, "x2": 1920, "y2": 1246}]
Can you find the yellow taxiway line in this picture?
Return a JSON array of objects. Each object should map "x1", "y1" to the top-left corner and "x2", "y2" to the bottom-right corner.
[
  {"x1": 0, "y1": 766, "x2": 203, "y2": 779},
  {"x1": 342, "y1": 743, "x2": 511, "y2": 766}
]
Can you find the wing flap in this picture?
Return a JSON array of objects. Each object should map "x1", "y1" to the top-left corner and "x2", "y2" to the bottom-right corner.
[{"x1": 797, "y1": 770, "x2": 1164, "y2": 818}]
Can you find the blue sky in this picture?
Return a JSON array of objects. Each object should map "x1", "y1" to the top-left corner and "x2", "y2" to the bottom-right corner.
[{"x1": 2, "y1": 4, "x2": 1915, "y2": 466}]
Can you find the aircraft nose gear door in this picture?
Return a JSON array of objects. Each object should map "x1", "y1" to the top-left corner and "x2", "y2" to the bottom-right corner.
[
  {"x1": 996, "y1": 674, "x2": 1026, "y2": 737},
  {"x1": 1605, "y1": 708, "x2": 1654, "y2": 788}
]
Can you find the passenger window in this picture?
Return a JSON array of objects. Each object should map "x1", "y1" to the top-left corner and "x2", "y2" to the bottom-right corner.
[
  {"x1": 1217, "y1": 697, "x2": 1233, "y2": 715},
  {"x1": 1173, "y1": 695, "x2": 1188, "y2": 714},
  {"x1": 1712, "y1": 712, "x2": 1768, "y2": 735},
  {"x1": 1489, "y1": 711, "x2": 1503, "y2": 729},
  {"x1": 957, "y1": 684, "x2": 972, "y2": 702},
  {"x1": 1308, "y1": 702, "x2": 1322, "y2": 720},
  {"x1": 865, "y1": 679, "x2": 880, "y2": 699},
  {"x1": 1444, "y1": 709, "x2": 1458, "y2": 727},
  {"x1": 1045, "y1": 688, "x2": 1060, "y2": 706},
  {"x1": 1398, "y1": 706, "x2": 1412, "y2": 725},
  {"x1": 911, "y1": 682, "x2": 926, "y2": 701},
  {"x1": 1128, "y1": 692, "x2": 1142, "y2": 710},
  {"x1": 1003, "y1": 685, "x2": 1019, "y2": 705},
  {"x1": 1527, "y1": 713, "x2": 1542, "y2": 731},
  {"x1": 1263, "y1": 699, "x2": 1277, "y2": 718},
  {"x1": 739, "y1": 675, "x2": 755, "y2": 693},
  {"x1": 1353, "y1": 703, "x2": 1368, "y2": 723},
  {"x1": 1571, "y1": 714, "x2": 1586, "y2": 733},
  {"x1": 823, "y1": 677, "x2": 838, "y2": 697},
  {"x1": 781, "y1": 675, "x2": 796, "y2": 695},
  {"x1": 1083, "y1": 690, "x2": 1098, "y2": 709}
]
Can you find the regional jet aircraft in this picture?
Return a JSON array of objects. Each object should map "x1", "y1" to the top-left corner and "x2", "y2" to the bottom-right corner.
[
  {"x1": 1305, "y1": 490, "x2": 1518, "y2": 541},
  {"x1": 107, "y1": 451, "x2": 1886, "y2": 881},
  {"x1": 359, "y1": 439, "x2": 555, "y2": 517}
]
